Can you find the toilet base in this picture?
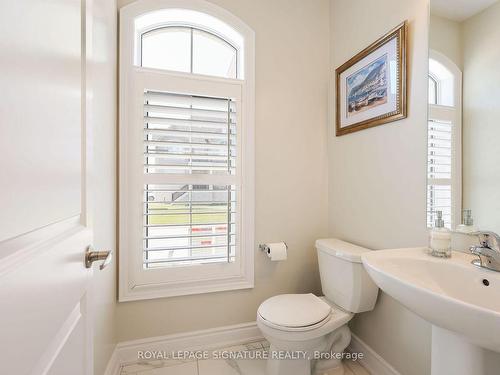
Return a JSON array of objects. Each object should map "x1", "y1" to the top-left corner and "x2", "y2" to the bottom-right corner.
[{"x1": 263, "y1": 325, "x2": 351, "y2": 375}]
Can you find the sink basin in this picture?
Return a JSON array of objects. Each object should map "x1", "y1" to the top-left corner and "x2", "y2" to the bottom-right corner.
[{"x1": 361, "y1": 247, "x2": 500, "y2": 353}]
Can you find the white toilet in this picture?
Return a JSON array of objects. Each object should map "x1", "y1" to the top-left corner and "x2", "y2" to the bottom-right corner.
[{"x1": 257, "y1": 239, "x2": 379, "y2": 375}]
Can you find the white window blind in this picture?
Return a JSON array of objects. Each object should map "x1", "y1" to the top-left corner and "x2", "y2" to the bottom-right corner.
[
  {"x1": 144, "y1": 91, "x2": 237, "y2": 268},
  {"x1": 427, "y1": 119, "x2": 452, "y2": 228}
]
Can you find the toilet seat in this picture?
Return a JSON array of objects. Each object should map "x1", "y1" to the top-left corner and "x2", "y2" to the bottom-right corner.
[
  {"x1": 257, "y1": 293, "x2": 332, "y2": 332},
  {"x1": 257, "y1": 295, "x2": 353, "y2": 343}
]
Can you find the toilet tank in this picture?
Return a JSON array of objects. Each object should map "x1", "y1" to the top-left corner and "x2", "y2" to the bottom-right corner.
[{"x1": 316, "y1": 238, "x2": 378, "y2": 313}]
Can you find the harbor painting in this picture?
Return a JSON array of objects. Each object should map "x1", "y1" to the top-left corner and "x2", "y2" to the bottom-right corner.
[
  {"x1": 346, "y1": 55, "x2": 388, "y2": 117},
  {"x1": 335, "y1": 21, "x2": 407, "y2": 136}
]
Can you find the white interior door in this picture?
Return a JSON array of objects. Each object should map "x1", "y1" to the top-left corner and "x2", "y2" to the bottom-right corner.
[{"x1": 0, "y1": 1, "x2": 97, "y2": 374}]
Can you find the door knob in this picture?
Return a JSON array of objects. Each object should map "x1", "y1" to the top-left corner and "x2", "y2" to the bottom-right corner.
[{"x1": 85, "y1": 246, "x2": 112, "y2": 270}]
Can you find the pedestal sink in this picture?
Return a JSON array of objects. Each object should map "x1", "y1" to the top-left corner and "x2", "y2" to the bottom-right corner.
[{"x1": 361, "y1": 247, "x2": 500, "y2": 375}]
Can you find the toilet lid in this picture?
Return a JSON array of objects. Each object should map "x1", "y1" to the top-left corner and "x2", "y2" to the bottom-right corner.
[{"x1": 258, "y1": 294, "x2": 331, "y2": 328}]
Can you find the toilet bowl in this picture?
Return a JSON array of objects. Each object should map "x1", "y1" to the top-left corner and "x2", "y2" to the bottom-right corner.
[
  {"x1": 257, "y1": 294, "x2": 353, "y2": 375},
  {"x1": 257, "y1": 239, "x2": 379, "y2": 375}
]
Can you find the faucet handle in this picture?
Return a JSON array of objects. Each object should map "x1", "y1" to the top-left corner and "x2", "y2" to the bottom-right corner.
[
  {"x1": 469, "y1": 231, "x2": 500, "y2": 272},
  {"x1": 477, "y1": 231, "x2": 500, "y2": 252},
  {"x1": 470, "y1": 245, "x2": 499, "y2": 259}
]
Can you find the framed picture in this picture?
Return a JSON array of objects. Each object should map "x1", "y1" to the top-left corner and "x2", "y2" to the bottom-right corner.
[{"x1": 336, "y1": 21, "x2": 407, "y2": 136}]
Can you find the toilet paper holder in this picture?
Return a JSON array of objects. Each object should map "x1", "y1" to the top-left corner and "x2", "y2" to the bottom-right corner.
[{"x1": 259, "y1": 242, "x2": 288, "y2": 254}]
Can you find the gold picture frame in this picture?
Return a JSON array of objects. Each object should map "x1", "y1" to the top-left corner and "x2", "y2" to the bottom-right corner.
[{"x1": 336, "y1": 21, "x2": 407, "y2": 136}]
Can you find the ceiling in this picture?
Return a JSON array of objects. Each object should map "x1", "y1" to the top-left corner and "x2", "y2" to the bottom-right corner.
[{"x1": 431, "y1": 0, "x2": 498, "y2": 21}]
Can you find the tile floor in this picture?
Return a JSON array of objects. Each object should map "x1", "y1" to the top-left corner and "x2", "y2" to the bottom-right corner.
[{"x1": 119, "y1": 339, "x2": 370, "y2": 375}]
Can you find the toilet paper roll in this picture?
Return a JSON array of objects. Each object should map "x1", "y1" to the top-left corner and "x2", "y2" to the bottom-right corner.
[{"x1": 266, "y1": 242, "x2": 287, "y2": 261}]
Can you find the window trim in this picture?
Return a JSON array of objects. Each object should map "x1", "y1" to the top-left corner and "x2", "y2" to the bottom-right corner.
[
  {"x1": 119, "y1": 0, "x2": 255, "y2": 302},
  {"x1": 427, "y1": 50, "x2": 462, "y2": 229}
]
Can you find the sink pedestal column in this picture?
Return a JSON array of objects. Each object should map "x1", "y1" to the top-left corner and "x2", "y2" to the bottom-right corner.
[{"x1": 431, "y1": 326, "x2": 500, "y2": 375}]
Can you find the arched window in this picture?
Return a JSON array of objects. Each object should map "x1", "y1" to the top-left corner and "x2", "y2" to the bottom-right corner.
[
  {"x1": 132, "y1": 7, "x2": 246, "y2": 79},
  {"x1": 427, "y1": 50, "x2": 462, "y2": 229},
  {"x1": 428, "y1": 57, "x2": 456, "y2": 106},
  {"x1": 140, "y1": 26, "x2": 237, "y2": 78},
  {"x1": 428, "y1": 74, "x2": 438, "y2": 105},
  {"x1": 119, "y1": 0, "x2": 255, "y2": 301}
]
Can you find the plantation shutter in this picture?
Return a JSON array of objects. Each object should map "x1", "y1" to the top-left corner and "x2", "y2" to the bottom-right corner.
[
  {"x1": 143, "y1": 91, "x2": 237, "y2": 268},
  {"x1": 427, "y1": 119, "x2": 452, "y2": 228}
]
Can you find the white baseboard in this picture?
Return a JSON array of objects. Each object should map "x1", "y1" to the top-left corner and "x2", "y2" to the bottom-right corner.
[
  {"x1": 348, "y1": 333, "x2": 401, "y2": 375},
  {"x1": 115, "y1": 322, "x2": 263, "y2": 365}
]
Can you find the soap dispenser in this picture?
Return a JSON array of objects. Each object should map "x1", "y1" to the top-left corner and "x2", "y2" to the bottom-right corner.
[
  {"x1": 456, "y1": 209, "x2": 477, "y2": 233},
  {"x1": 429, "y1": 211, "x2": 451, "y2": 257}
]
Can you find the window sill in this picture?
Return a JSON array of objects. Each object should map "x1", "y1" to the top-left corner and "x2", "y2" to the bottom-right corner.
[{"x1": 118, "y1": 274, "x2": 254, "y2": 302}]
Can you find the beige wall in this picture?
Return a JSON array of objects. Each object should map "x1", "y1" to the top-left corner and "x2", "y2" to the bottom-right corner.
[
  {"x1": 115, "y1": 0, "x2": 330, "y2": 342},
  {"x1": 462, "y1": 1, "x2": 500, "y2": 234},
  {"x1": 429, "y1": 14, "x2": 462, "y2": 68},
  {"x1": 88, "y1": 0, "x2": 118, "y2": 373},
  {"x1": 329, "y1": 1, "x2": 431, "y2": 375}
]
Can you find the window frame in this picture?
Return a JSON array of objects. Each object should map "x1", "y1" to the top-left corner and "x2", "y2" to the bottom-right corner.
[
  {"x1": 427, "y1": 50, "x2": 462, "y2": 230},
  {"x1": 119, "y1": 0, "x2": 255, "y2": 302}
]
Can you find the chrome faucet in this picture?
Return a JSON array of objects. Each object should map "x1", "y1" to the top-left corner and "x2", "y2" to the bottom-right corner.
[{"x1": 469, "y1": 231, "x2": 500, "y2": 272}]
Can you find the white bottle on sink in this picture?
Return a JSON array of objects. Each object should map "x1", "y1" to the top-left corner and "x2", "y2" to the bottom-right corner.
[{"x1": 429, "y1": 210, "x2": 451, "y2": 257}]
